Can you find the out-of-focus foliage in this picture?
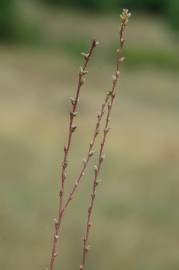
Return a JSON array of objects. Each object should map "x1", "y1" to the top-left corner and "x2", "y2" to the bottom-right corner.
[
  {"x1": 117, "y1": 0, "x2": 167, "y2": 13},
  {"x1": 0, "y1": 0, "x2": 16, "y2": 41},
  {"x1": 42, "y1": 0, "x2": 167, "y2": 11},
  {"x1": 167, "y1": 0, "x2": 179, "y2": 31},
  {"x1": 42, "y1": 0, "x2": 118, "y2": 11},
  {"x1": 0, "y1": 0, "x2": 44, "y2": 44},
  {"x1": 1, "y1": 0, "x2": 179, "y2": 42},
  {"x1": 41, "y1": 0, "x2": 179, "y2": 31}
]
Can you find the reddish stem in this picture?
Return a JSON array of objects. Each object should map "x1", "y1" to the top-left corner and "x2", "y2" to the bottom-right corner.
[
  {"x1": 48, "y1": 40, "x2": 97, "y2": 270},
  {"x1": 62, "y1": 92, "x2": 110, "y2": 212},
  {"x1": 79, "y1": 9, "x2": 131, "y2": 270}
]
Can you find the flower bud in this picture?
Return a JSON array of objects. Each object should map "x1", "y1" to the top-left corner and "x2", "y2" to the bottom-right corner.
[
  {"x1": 94, "y1": 165, "x2": 98, "y2": 173},
  {"x1": 89, "y1": 150, "x2": 95, "y2": 157},
  {"x1": 112, "y1": 75, "x2": 117, "y2": 81},
  {"x1": 75, "y1": 181, "x2": 78, "y2": 187},
  {"x1": 80, "y1": 77, "x2": 86, "y2": 86},
  {"x1": 55, "y1": 235, "x2": 59, "y2": 240},
  {"x1": 88, "y1": 222, "x2": 92, "y2": 227},
  {"x1": 53, "y1": 218, "x2": 58, "y2": 225},
  {"x1": 120, "y1": 37, "x2": 125, "y2": 44},
  {"x1": 116, "y1": 70, "x2": 120, "y2": 77},
  {"x1": 71, "y1": 125, "x2": 77, "y2": 132},
  {"x1": 85, "y1": 245, "x2": 90, "y2": 252},
  {"x1": 82, "y1": 158, "x2": 87, "y2": 165},
  {"x1": 104, "y1": 127, "x2": 110, "y2": 134},
  {"x1": 120, "y1": 57, "x2": 125, "y2": 62},
  {"x1": 93, "y1": 40, "x2": 99, "y2": 47},
  {"x1": 95, "y1": 129, "x2": 100, "y2": 135},
  {"x1": 96, "y1": 179, "x2": 102, "y2": 186},
  {"x1": 100, "y1": 154, "x2": 105, "y2": 162},
  {"x1": 59, "y1": 190, "x2": 63, "y2": 197},
  {"x1": 70, "y1": 97, "x2": 75, "y2": 105},
  {"x1": 81, "y1": 52, "x2": 89, "y2": 60},
  {"x1": 63, "y1": 160, "x2": 68, "y2": 168},
  {"x1": 70, "y1": 111, "x2": 78, "y2": 117},
  {"x1": 80, "y1": 66, "x2": 88, "y2": 75}
]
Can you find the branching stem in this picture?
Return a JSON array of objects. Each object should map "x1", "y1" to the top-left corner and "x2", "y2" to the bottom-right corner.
[
  {"x1": 48, "y1": 39, "x2": 98, "y2": 270},
  {"x1": 79, "y1": 9, "x2": 131, "y2": 270}
]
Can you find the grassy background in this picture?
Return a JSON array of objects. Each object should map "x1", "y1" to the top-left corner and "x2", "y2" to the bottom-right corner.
[{"x1": 0, "y1": 2, "x2": 179, "y2": 270}]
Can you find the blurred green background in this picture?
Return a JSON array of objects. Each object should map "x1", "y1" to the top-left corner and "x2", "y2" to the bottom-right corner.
[{"x1": 0, "y1": 0, "x2": 179, "y2": 270}]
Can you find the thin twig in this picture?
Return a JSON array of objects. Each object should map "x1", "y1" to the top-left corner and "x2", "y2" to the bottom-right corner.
[
  {"x1": 62, "y1": 91, "x2": 111, "y2": 212},
  {"x1": 48, "y1": 39, "x2": 98, "y2": 270},
  {"x1": 79, "y1": 9, "x2": 131, "y2": 270},
  {"x1": 48, "y1": 64, "x2": 111, "y2": 270}
]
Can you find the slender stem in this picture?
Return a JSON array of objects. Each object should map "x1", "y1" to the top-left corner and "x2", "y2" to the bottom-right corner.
[
  {"x1": 48, "y1": 40, "x2": 98, "y2": 270},
  {"x1": 62, "y1": 92, "x2": 110, "y2": 212},
  {"x1": 79, "y1": 9, "x2": 131, "y2": 270},
  {"x1": 48, "y1": 63, "x2": 111, "y2": 270}
]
